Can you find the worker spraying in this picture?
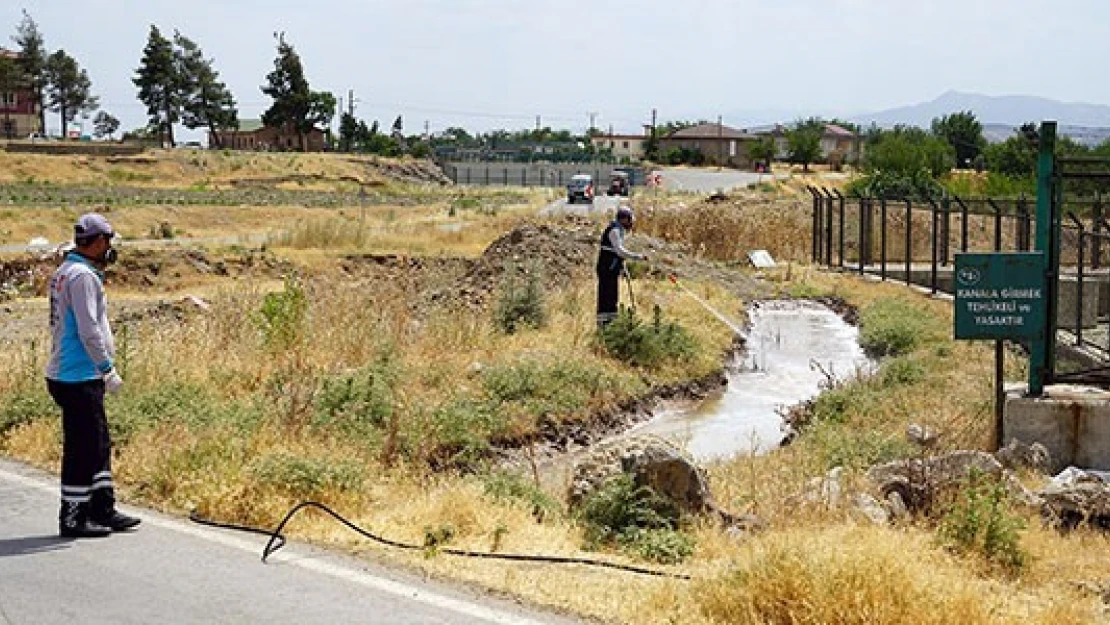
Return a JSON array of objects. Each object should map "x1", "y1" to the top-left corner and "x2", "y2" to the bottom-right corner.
[{"x1": 596, "y1": 206, "x2": 648, "y2": 329}]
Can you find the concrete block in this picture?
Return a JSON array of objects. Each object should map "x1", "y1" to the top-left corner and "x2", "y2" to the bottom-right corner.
[{"x1": 1003, "y1": 384, "x2": 1110, "y2": 473}]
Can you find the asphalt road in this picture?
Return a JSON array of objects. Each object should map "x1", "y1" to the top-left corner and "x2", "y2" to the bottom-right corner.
[
  {"x1": 654, "y1": 168, "x2": 780, "y2": 193},
  {"x1": 0, "y1": 458, "x2": 581, "y2": 625}
]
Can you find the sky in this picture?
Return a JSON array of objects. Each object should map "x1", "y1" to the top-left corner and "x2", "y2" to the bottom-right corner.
[{"x1": 3, "y1": 0, "x2": 1109, "y2": 139}]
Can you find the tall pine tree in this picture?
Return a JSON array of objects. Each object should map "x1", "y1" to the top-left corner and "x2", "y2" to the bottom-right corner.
[
  {"x1": 43, "y1": 50, "x2": 97, "y2": 137},
  {"x1": 13, "y1": 10, "x2": 47, "y2": 135},
  {"x1": 133, "y1": 25, "x2": 180, "y2": 147},
  {"x1": 261, "y1": 33, "x2": 334, "y2": 151},
  {"x1": 174, "y1": 32, "x2": 237, "y2": 147}
]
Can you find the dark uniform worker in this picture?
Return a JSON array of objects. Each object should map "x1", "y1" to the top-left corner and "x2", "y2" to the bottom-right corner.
[
  {"x1": 596, "y1": 206, "x2": 647, "y2": 329},
  {"x1": 46, "y1": 213, "x2": 140, "y2": 538}
]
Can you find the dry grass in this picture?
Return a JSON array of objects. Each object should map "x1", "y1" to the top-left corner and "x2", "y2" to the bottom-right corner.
[
  {"x1": 0, "y1": 149, "x2": 392, "y2": 188},
  {"x1": 4, "y1": 169, "x2": 1110, "y2": 624}
]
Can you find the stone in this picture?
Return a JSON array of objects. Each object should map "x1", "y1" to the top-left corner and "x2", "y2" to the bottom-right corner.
[
  {"x1": 568, "y1": 435, "x2": 723, "y2": 519},
  {"x1": 853, "y1": 493, "x2": 891, "y2": 525},
  {"x1": 867, "y1": 450, "x2": 1040, "y2": 514},
  {"x1": 1040, "y1": 479, "x2": 1110, "y2": 530},
  {"x1": 804, "y1": 466, "x2": 844, "y2": 508},
  {"x1": 995, "y1": 439, "x2": 1052, "y2": 474},
  {"x1": 906, "y1": 423, "x2": 940, "y2": 448}
]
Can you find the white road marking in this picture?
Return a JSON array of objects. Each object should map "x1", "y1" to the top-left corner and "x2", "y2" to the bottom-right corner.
[{"x1": 0, "y1": 464, "x2": 554, "y2": 625}]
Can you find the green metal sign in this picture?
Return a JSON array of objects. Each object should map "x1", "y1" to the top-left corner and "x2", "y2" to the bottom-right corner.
[{"x1": 954, "y1": 252, "x2": 1046, "y2": 340}]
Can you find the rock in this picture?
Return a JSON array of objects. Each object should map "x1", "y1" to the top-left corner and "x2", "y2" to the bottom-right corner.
[
  {"x1": 178, "y1": 295, "x2": 211, "y2": 313},
  {"x1": 906, "y1": 423, "x2": 940, "y2": 448},
  {"x1": 568, "y1": 435, "x2": 723, "y2": 518},
  {"x1": 995, "y1": 439, "x2": 1052, "y2": 474},
  {"x1": 804, "y1": 466, "x2": 844, "y2": 508},
  {"x1": 853, "y1": 493, "x2": 891, "y2": 525},
  {"x1": 867, "y1": 450, "x2": 1040, "y2": 514},
  {"x1": 1040, "y1": 480, "x2": 1110, "y2": 531}
]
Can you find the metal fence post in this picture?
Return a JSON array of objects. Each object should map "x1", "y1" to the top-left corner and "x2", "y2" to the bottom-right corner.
[
  {"x1": 1068, "y1": 213, "x2": 1085, "y2": 346},
  {"x1": 929, "y1": 198, "x2": 939, "y2": 294},
  {"x1": 835, "y1": 190, "x2": 846, "y2": 268},
  {"x1": 823, "y1": 189, "x2": 835, "y2": 266},
  {"x1": 1029, "y1": 121, "x2": 1057, "y2": 396},
  {"x1": 1093, "y1": 192, "x2": 1103, "y2": 269},
  {"x1": 880, "y1": 198, "x2": 888, "y2": 280},
  {"x1": 957, "y1": 194, "x2": 969, "y2": 253},
  {"x1": 858, "y1": 196, "x2": 867, "y2": 274},
  {"x1": 988, "y1": 198, "x2": 1002, "y2": 252},
  {"x1": 941, "y1": 194, "x2": 951, "y2": 267},
  {"x1": 905, "y1": 199, "x2": 913, "y2": 286},
  {"x1": 809, "y1": 187, "x2": 821, "y2": 264}
]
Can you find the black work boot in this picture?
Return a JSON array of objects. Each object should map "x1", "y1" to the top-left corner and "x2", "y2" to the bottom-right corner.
[
  {"x1": 59, "y1": 501, "x2": 111, "y2": 538},
  {"x1": 90, "y1": 491, "x2": 141, "y2": 532}
]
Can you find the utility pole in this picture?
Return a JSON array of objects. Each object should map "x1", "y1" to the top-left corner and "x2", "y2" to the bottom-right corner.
[
  {"x1": 588, "y1": 111, "x2": 597, "y2": 135},
  {"x1": 424, "y1": 120, "x2": 430, "y2": 140},
  {"x1": 536, "y1": 115, "x2": 541, "y2": 132},
  {"x1": 348, "y1": 89, "x2": 356, "y2": 118},
  {"x1": 718, "y1": 114, "x2": 724, "y2": 171}
]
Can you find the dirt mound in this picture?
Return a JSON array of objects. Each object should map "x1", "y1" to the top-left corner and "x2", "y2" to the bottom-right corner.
[
  {"x1": 435, "y1": 223, "x2": 598, "y2": 308},
  {"x1": 0, "y1": 257, "x2": 53, "y2": 301}
]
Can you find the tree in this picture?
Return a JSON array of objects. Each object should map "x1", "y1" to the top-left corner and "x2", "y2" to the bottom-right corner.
[
  {"x1": 93, "y1": 111, "x2": 119, "y2": 140},
  {"x1": 787, "y1": 118, "x2": 824, "y2": 172},
  {"x1": 931, "y1": 111, "x2": 985, "y2": 169},
  {"x1": 134, "y1": 25, "x2": 180, "y2": 147},
  {"x1": 855, "y1": 125, "x2": 955, "y2": 198},
  {"x1": 0, "y1": 54, "x2": 23, "y2": 138},
  {"x1": 391, "y1": 115, "x2": 404, "y2": 137},
  {"x1": 13, "y1": 10, "x2": 47, "y2": 135},
  {"x1": 261, "y1": 33, "x2": 334, "y2": 151},
  {"x1": 174, "y1": 32, "x2": 237, "y2": 148},
  {"x1": 338, "y1": 112, "x2": 357, "y2": 152},
  {"x1": 748, "y1": 136, "x2": 777, "y2": 166},
  {"x1": 44, "y1": 50, "x2": 97, "y2": 138}
]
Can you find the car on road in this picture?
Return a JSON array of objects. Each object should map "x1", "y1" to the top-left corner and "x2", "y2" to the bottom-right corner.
[
  {"x1": 606, "y1": 171, "x2": 630, "y2": 197},
  {"x1": 567, "y1": 174, "x2": 594, "y2": 204}
]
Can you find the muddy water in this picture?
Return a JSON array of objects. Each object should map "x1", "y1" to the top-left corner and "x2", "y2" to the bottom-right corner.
[{"x1": 630, "y1": 300, "x2": 871, "y2": 461}]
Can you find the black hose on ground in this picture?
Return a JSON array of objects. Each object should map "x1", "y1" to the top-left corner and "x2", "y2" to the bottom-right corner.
[{"x1": 190, "y1": 501, "x2": 691, "y2": 580}]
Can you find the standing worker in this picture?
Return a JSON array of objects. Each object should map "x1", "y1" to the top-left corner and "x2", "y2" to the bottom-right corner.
[
  {"x1": 46, "y1": 213, "x2": 140, "y2": 538},
  {"x1": 596, "y1": 206, "x2": 648, "y2": 329}
]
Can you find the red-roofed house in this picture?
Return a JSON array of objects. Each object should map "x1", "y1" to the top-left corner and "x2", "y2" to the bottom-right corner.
[
  {"x1": 0, "y1": 48, "x2": 42, "y2": 139},
  {"x1": 658, "y1": 122, "x2": 760, "y2": 168}
]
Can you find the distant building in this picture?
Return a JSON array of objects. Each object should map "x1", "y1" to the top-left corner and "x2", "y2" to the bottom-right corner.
[
  {"x1": 658, "y1": 122, "x2": 760, "y2": 168},
  {"x1": 0, "y1": 48, "x2": 42, "y2": 139},
  {"x1": 209, "y1": 119, "x2": 326, "y2": 152},
  {"x1": 590, "y1": 131, "x2": 649, "y2": 162},
  {"x1": 759, "y1": 123, "x2": 861, "y2": 165}
]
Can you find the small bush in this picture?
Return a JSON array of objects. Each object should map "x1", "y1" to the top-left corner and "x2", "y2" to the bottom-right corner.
[
  {"x1": 938, "y1": 470, "x2": 1028, "y2": 574},
  {"x1": 577, "y1": 474, "x2": 694, "y2": 563},
  {"x1": 814, "y1": 424, "x2": 915, "y2": 471},
  {"x1": 256, "y1": 276, "x2": 308, "y2": 350},
  {"x1": 111, "y1": 383, "x2": 260, "y2": 446},
  {"x1": 858, "y1": 297, "x2": 943, "y2": 358},
  {"x1": 599, "y1": 305, "x2": 697, "y2": 367},
  {"x1": 249, "y1": 452, "x2": 364, "y2": 498},
  {"x1": 431, "y1": 399, "x2": 506, "y2": 467},
  {"x1": 493, "y1": 266, "x2": 546, "y2": 334},
  {"x1": 314, "y1": 354, "x2": 398, "y2": 436},
  {"x1": 880, "y1": 356, "x2": 926, "y2": 386},
  {"x1": 482, "y1": 471, "x2": 561, "y2": 521},
  {"x1": 619, "y1": 528, "x2": 696, "y2": 565},
  {"x1": 482, "y1": 358, "x2": 624, "y2": 418},
  {"x1": 0, "y1": 389, "x2": 55, "y2": 437}
]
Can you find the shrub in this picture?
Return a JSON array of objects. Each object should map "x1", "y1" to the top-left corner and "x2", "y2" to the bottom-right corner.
[
  {"x1": 0, "y1": 389, "x2": 55, "y2": 437},
  {"x1": 599, "y1": 305, "x2": 697, "y2": 367},
  {"x1": 938, "y1": 470, "x2": 1028, "y2": 574},
  {"x1": 111, "y1": 383, "x2": 260, "y2": 446},
  {"x1": 481, "y1": 358, "x2": 623, "y2": 418},
  {"x1": 249, "y1": 452, "x2": 364, "y2": 498},
  {"x1": 314, "y1": 354, "x2": 398, "y2": 436},
  {"x1": 493, "y1": 265, "x2": 547, "y2": 334},
  {"x1": 482, "y1": 471, "x2": 562, "y2": 521},
  {"x1": 430, "y1": 399, "x2": 506, "y2": 467},
  {"x1": 577, "y1": 474, "x2": 694, "y2": 563},
  {"x1": 880, "y1": 356, "x2": 926, "y2": 386},
  {"x1": 255, "y1": 276, "x2": 308, "y2": 350},
  {"x1": 858, "y1": 297, "x2": 943, "y2": 358}
]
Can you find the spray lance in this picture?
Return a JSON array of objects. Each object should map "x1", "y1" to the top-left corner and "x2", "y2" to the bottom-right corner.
[{"x1": 667, "y1": 273, "x2": 746, "y2": 336}]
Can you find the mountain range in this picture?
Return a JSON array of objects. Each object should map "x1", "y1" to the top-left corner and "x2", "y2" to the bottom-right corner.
[{"x1": 851, "y1": 91, "x2": 1110, "y2": 145}]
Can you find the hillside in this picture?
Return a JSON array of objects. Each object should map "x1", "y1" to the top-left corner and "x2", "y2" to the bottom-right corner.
[{"x1": 0, "y1": 148, "x2": 449, "y2": 189}]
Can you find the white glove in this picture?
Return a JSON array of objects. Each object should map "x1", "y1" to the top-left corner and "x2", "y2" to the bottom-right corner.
[{"x1": 104, "y1": 370, "x2": 124, "y2": 394}]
